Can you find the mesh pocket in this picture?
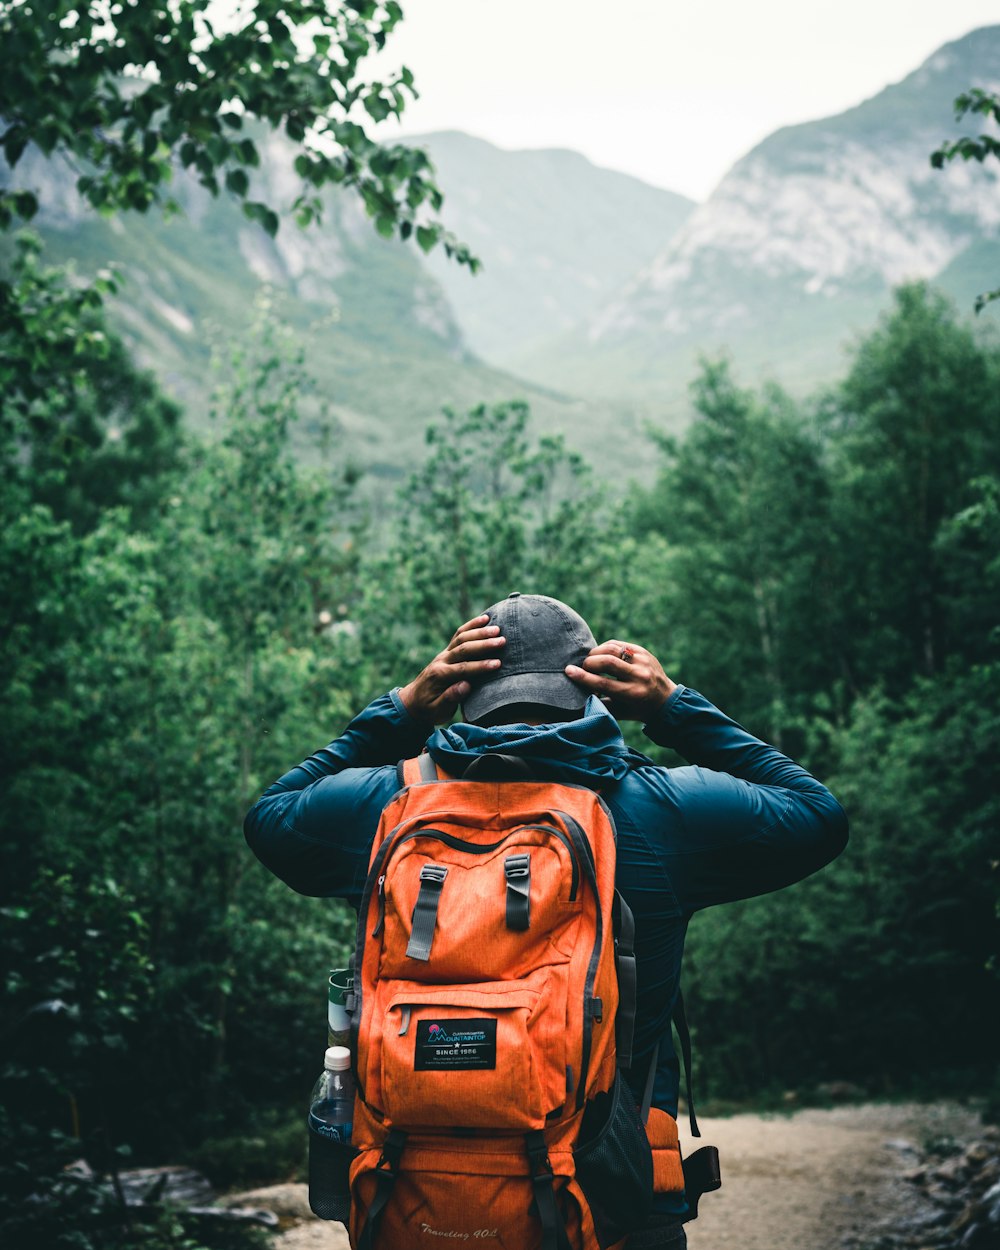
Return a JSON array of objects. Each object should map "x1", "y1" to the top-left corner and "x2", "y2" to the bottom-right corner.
[
  {"x1": 308, "y1": 1133, "x2": 357, "y2": 1223},
  {"x1": 574, "y1": 1072, "x2": 653, "y2": 1248}
]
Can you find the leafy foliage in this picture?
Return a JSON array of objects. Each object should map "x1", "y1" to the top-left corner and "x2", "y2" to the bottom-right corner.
[
  {"x1": 0, "y1": 233, "x2": 183, "y2": 531},
  {"x1": 0, "y1": 0, "x2": 477, "y2": 268},
  {"x1": 1, "y1": 234, "x2": 997, "y2": 1245},
  {"x1": 931, "y1": 88, "x2": 1000, "y2": 310}
]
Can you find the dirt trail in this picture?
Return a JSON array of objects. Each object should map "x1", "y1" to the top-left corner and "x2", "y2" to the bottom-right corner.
[
  {"x1": 686, "y1": 1102, "x2": 981, "y2": 1250},
  {"x1": 263, "y1": 1102, "x2": 981, "y2": 1249}
]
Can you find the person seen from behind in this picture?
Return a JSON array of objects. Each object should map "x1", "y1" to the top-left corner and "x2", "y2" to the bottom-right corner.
[{"x1": 245, "y1": 593, "x2": 849, "y2": 1248}]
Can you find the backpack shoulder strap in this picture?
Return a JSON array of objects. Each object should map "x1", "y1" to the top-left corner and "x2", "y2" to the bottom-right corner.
[{"x1": 400, "y1": 753, "x2": 443, "y2": 786}]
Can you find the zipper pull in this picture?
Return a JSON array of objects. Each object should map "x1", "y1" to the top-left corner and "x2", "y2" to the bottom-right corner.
[
  {"x1": 398, "y1": 1005, "x2": 412, "y2": 1037},
  {"x1": 371, "y1": 875, "x2": 386, "y2": 937}
]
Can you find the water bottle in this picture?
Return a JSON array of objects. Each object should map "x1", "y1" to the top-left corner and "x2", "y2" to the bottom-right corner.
[
  {"x1": 328, "y1": 967, "x2": 352, "y2": 1049},
  {"x1": 308, "y1": 1046, "x2": 355, "y2": 1222}
]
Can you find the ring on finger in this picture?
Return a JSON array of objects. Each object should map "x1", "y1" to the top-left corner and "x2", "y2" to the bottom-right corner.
[{"x1": 620, "y1": 646, "x2": 633, "y2": 663}]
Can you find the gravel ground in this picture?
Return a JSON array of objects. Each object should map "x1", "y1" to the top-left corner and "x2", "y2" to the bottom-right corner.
[
  {"x1": 686, "y1": 1102, "x2": 984, "y2": 1250},
  {"x1": 236, "y1": 1102, "x2": 984, "y2": 1250}
]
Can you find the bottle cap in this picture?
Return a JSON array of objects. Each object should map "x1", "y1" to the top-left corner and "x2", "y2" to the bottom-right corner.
[{"x1": 324, "y1": 1045, "x2": 351, "y2": 1071}]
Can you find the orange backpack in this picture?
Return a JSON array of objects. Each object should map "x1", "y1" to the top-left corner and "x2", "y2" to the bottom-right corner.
[{"x1": 346, "y1": 752, "x2": 687, "y2": 1250}]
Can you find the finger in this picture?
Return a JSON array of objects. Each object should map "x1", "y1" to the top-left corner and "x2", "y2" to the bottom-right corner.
[
  {"x1": 450, "y1": 625, "x2": 505, "y2": 655},
  {"x1": 565, "y1": 664, "x2": 630, "y2": 695},
  {"x1": 439, "y1": 680, "x2": 471, "y2": 704},
  {"x1": 590, "y1": 640, "x2": 646, "y2": 662},
  {"x1": 580, "y1": 652, "x2": 639, "y2": 680},
  {"x1": 450, "y1": 614, "x2": 491, "y2": 643},
  {"x1": 433, "y1": 656, "x2": 501, "y2": 682},
  {"x1": 447, "y1": 634, "x2": 506, "y2": 661}
]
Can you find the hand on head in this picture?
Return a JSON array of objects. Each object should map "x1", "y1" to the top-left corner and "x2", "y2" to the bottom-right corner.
[
  {"x1": 398, "y1": 615, "x2": 505, "y2": 723},
  {"x1": 565, "y1": 640, "x2": 677, "y2": 722},
  {"x1": 400, "y1": 606, "x2": 676, "y2": 727}
]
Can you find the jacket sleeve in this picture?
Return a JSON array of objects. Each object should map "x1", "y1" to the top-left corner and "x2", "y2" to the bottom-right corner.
[
  {"x1": 638, "y1": 685, "x2": 848, "y2": 911},
  {"x1": 243, "y1": 689, "x2": 433, "y2": 901}
]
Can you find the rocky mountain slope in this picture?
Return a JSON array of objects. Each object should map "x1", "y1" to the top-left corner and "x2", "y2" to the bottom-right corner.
[
  {"x1": 1, "y1": 131, "x2": 612, "y2": 477},
  {"x1": 402, "y1": 131, "x2": 694, "y2": 364},
  {"x1": 514, "y1": 24, "x2": 1000, "y2": 402},
  {"x1": 7, "y1": 25, "x2": 998, "y2": 473}
]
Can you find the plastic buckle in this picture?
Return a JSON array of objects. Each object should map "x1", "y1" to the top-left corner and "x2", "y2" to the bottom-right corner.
[{"x1": 504, "y1": 854, "x2": 530, "y2": 880}]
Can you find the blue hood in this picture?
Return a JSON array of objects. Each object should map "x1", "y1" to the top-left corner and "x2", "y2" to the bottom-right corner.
[{"x1": 427, "y1": 696, "x2": 640, "y2": 785}]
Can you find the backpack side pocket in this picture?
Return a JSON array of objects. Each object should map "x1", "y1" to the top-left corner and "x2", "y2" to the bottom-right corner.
[
  {"x1": 308, "y1": 1133, "x2": 358, "y2": 1223},
  {"x1": 574, "y1": 1072, "x2": 653, "y2": 1248}
]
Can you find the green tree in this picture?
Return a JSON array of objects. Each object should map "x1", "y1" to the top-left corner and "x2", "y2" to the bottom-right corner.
[
  {"x1": 931, "y1": 88, "x2": 1000, "y2": 311},
  {"x1": 354, "y1": 400, "x2": 647, "y2": 697},
  {"x1": 631, "y1": 359, "x2": 837, "y2": 749},
  {"x1": 823, "y1": 283, "x2": 1000, "y2": 696},
  {"x1": 0, "y1": 234, "x2": 183, "y2": 532},
  {"x1": 0, "y1": 286, "x2": 360, "y2": 1193},
  {"x1": 0, "y1": 0, "x2": 476, "y2": 267}
]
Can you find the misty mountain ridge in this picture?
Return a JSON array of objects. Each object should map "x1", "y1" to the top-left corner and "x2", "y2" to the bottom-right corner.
[
  {"x1": 4, "y1": 24, "x2": 1000, "y2": 477},
  {"x1": 396, "y1": 131, "x2": 695, "y2": 363},
  {"x1": 511, "y1": 24, "x2": 1000, "y2": 399}
]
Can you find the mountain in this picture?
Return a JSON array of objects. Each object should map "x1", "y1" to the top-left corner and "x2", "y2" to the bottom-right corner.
[
  {"x1": 1, "y1": 130, "x2": 620, "y2": 478},
  {"x1": 513, "y1": 25, "x2": 1000, "y2": 402},
  {"x1": 400, "y1": 131, "x2": 695, "y2": 365}
]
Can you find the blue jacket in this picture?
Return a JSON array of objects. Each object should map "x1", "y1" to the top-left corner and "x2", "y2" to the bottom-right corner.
[{"x1": 245, "y1": 684, "x2": 847, "y2": 1211}]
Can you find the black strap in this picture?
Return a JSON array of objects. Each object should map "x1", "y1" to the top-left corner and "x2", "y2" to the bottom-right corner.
[
  {"x1": 504, "y1": 853, "x2": 531, "y2": 930},
  {"x1": 640, "y1": 1038, "x2": 659, "y2": 1124},
  {"x1": 681, "y1": 1145, "x2": 721, "y2": 1221},
  {"x1": 405, "y1": 864, "x2": 448, "y2": 961},
  {"x1": 672, "y1": 991, "x2": 700, "y2": 1138},
  {"x1": 612, "y1": 890, "x2": 637, "y2": 1069},
  {"x1": 526, "y1": 1131, "x2": 570, "y2": 1250},
  {"x1": 357, "y1": 1128, "x2": 407, "y2": 1250},
  {"x1": 462, "y1": 752, "x2": 533, "y2": 780}
]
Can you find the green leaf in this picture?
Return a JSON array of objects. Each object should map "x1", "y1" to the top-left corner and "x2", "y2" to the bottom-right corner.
[
  {"x1": 974, "y1": 287, "x2": 1000, "y2": 314},
  {"x1": 374, "y1": 213, "x2": 394, "y2": 238},
  {"x1": 13, "y1": 191, "x2": 38, "y2": 221},
  {"x1": 3, "y1": 126, "x2": 29, "y2": 167},
  {"x1": 225, "y1": 168, "x2": 249, "y2": 197},
  {"x1": 237, "y1": 139, "x2": 260, "y2": 168},
  {"x1": 363, "y1": 93, "x2": 392, "y2": 123},
  {"x1": 416, "y1": 224, "x2": 439, "y2": 253}
]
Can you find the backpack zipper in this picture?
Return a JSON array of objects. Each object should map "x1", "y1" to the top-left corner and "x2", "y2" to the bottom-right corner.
[{"x1": 390, "y1": 825, "x2": 580, "y2": 901}]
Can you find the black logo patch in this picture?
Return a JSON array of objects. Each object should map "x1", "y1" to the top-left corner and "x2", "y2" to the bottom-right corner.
[{"x1": 414, "y1": 1018, "x2": 497, "y2": 1070}]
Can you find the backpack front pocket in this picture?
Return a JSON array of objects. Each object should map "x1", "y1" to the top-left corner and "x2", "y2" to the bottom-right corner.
[
  {"x1": 350, "y1": 1137, "x2": 585, "y2": 1250},
  {"x1": 380, "y1": 981, "x2": 566, "y2": 1130}
]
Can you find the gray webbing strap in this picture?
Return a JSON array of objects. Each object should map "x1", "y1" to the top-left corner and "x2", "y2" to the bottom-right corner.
[
  {"x1": 613, "y1": 890, "x2": 637, "y2": 1069},
  {"x1": 640, "y1": 1001, "x2": 701, "y2": 1135},
  {"x1": 504, "y1": 853, "x2": 531, "y2": 930},
  {"x1": 418, "y1": 752, "x2": 438, "y2": 781},
  {"x1": 405, "y1": 864, "x2": 448, "y2": 961}
]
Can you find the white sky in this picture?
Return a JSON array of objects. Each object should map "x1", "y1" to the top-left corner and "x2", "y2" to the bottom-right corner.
[{"x1": 374, "y1": 1, "x2": 1000, "y2": 201}]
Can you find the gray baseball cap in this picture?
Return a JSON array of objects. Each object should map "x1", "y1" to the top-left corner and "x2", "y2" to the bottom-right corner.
[{"x1": 462, "y1": 592, "x2": 597, "y2": 723}]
